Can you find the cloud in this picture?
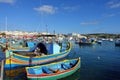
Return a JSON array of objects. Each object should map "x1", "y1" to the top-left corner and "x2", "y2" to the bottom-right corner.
[
  {"x1": 80, "y1": 21, "x2": 98, "y2": 25},
  {"x1": 105, "y1": 14, "x2": 116, "y2": 17},
  {"x1": 34, "y1": 5, "x2": 57, "y2": 15},
  {"x1": 107, "y1": 0, "x2": 120, "y2": 8},
  {"x1": 103, "y1": 12, "x2": 120, "y2": 18},
  {"x1": 110, "y1": 3, "x2": 120, "y2": 8},
  {"x1": 63, "y1": 6, "x2": 80, "y2": 11},
  {"x1": 0, "y1": 0, "x2": 15, "y2": 4}
]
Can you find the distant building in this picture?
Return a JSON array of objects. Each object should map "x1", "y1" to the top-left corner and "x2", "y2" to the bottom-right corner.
[
  {"x1": 0, "y1": 31, "x2": 38, "y2": 38},
  {"x1": 67, "y1": 33, "x2": 77, "y2": 37},
  {"x1": 67, "y1": 33, "x2": 87, "y2": 39}
]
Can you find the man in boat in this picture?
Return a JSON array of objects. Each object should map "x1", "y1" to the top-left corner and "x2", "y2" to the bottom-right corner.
[
  {"x1": 34, "y1": 43, "x2": 48, "y2": 56},
  {"x1": 34, "y1": 47, "x2": 41, "y2": 56}
]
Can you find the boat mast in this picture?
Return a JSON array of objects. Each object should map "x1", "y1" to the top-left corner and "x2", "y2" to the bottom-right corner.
[
  {"x1": 46, "y1": 24, "x2": 48, "y2": 34},
  {"x1": 5, "y1": 16, "x2": 8, "y2": 34}
]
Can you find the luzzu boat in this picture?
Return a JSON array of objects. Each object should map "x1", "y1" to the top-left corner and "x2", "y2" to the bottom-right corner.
[
  {"x1": 5, "y1": 42, "x2": 35, "y2": 58},
  {"x1": 0, "y1": 39, "x2": 36, "y2": 58},
  {"x1": 26, "y1": 57, "x2": 80, "y2": 80},
  {"x1": 5, "y1": 41, "x2": 36, "y2": 58},
  {"x1": 8, "y1": 41, "x2": 36, "y2": 51},
  {"x1": 4, "y1": 41, "x2": 72, "y2": 77}
]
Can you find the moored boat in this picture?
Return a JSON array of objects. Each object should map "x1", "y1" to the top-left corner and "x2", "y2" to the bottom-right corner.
[
  {"x1": 115, "y1": 39, "x2": 120, "y2": 46},
  {"x1": 25, "y1": 57, "x2": 80, "y2": 80},
  {"x1": 4, "y1": 41, "x2": 72, "y2": 77},
  {"x1": 79, "y1": 38, "x2": 96, "y2": 46}
]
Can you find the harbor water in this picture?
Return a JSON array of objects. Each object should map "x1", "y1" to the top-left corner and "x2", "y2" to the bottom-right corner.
[
  {"x1": 3, "y1": 40, "x2": 120, "y2": 80},
  {"x1": 61, "y1": 40, "x2": 120, "y2": 80}
]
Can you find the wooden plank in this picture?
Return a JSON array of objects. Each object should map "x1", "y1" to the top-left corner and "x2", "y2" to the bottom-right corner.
[{"x1": 0, "y1": 60, "x2": 4, "y2": 80}]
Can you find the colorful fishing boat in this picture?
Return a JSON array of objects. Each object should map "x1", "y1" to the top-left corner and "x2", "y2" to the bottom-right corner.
[
  {"x1": 5, "y1": 41, "x2": 36, "y2": 58},
  {"x1": 4, "y1": 41, "x2": 72, "y2": 77},
  {"x1": 26, "y1": 57, "x2": 80, "y2": 80},
  {"x1": 0, "y1": 39, "x2": 36, "y2": 56}
]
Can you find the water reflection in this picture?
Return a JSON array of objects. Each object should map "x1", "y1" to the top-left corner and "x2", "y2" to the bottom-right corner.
[{"x1": 59, "y1": 69, "x2": 80, "y2": 80}]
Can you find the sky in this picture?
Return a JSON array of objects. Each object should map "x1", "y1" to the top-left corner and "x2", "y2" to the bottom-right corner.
[{"x1": 0, "y1": 0, "x2": 120, "y2": 34}]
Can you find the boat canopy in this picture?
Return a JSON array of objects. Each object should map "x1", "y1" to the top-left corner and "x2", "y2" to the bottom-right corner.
[{"x1": 47, "y1": 43, "x2": 60, "y2": 54}]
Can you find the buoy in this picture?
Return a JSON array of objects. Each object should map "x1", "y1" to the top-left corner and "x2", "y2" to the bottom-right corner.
[{"x1": 98, "y1": 56, "x2": 100, "y2": 60}]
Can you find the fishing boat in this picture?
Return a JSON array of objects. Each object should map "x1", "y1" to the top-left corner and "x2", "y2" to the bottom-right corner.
[
  {"x1": 4, "y1": 41, "x2": 36, "y2": 58},
  {"x1": 79, "y1": 38, "x2": 97, "y2": 46},
  {"x1": 79, "y1": 42, "x2": 93, "y2": 45},
  {"x1": 4, "y1": 41, "x2": 72, "y2": 77},
  {"x1": 25, "y1": 57, "x2": 80, "y2": 80},
  {"x1": 115, "y1": 39, "x2": 120, "y2": 46},
  {"x1": 8, "y1": 40, "x2": 36, "y2": 50},
  {"x1": 0, "y1": 39, "x2": 36, "y2": 55}
]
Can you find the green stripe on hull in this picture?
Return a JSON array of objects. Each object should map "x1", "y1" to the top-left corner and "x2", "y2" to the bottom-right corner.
[{"x1": 27, "y1": 64, "x2": 80, "y2": 80}]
